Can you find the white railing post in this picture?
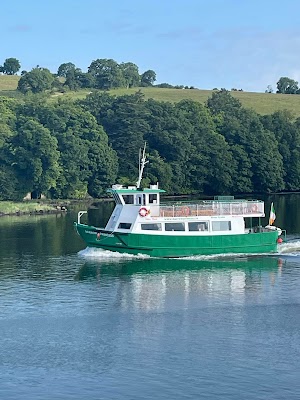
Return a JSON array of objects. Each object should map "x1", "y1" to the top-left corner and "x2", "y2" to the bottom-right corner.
[{"x1": 77, "y1": 211, "x2": 87, "y2": 224}]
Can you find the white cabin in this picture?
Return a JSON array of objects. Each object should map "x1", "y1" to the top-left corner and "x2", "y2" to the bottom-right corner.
[{"x1": 104, "y1": 186, "x2": 265, "y2": 236}]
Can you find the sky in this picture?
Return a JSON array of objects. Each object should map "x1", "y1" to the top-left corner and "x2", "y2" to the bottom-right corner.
[{"x1": 1, "y1": 0, "x2": 300, "y2": 92}]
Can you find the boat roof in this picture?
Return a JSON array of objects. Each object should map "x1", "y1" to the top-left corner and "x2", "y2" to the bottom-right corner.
[{"x1": 107, "y1": 186, "x2": 165, "y2": 194}]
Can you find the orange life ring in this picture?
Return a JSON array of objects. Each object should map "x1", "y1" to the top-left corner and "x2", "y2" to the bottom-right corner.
[
  {"x1": 181, "y1": 206, "x2": 190, "y2": 216},
  {"x1": 139, "y1": 207, "x2": 150, "y2": 217}
]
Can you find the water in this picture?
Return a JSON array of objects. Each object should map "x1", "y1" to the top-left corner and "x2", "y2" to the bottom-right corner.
[{"x1": 1, "y1": 195, "x2": 300, "y2": 399}]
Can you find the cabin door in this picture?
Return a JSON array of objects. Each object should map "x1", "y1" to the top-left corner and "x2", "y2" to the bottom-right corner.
[{"x1": 136, "y1": 194, "x2": 145, "y2": 206}]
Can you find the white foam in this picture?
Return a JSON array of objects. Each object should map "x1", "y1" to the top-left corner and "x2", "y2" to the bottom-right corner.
[
  {"x1": 77, "y1": 240, "x2": 300, "y2": 262},
  {"x1": 179, "y1": 252, "x2": 270, "y2": 261},
  {"x1": 277, "y1": 240, "x2": 300, "y2": 256},
  {"x1": 78, "y1": 247, "x2": 150, "y2": 260}
]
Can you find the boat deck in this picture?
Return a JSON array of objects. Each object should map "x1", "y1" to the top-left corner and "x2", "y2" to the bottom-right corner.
[{"x1": 155, "y1": 201, "x2": 264, "y2": 218}]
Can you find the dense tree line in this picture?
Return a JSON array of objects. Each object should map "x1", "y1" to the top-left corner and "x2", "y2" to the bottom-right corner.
[
  {"x1": 2, "y1": 59, "x2": 156, "y2": 94},
  {"x1": 1, "y1": 89, "x2": 300, "y2": 200},
  {"x1": 3, "y1": 56, "x2": 300, "y2": 97}
]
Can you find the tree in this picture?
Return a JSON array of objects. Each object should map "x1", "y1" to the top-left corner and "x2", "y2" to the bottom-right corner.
[
  {"x1": 176, "y1": 99, "x2": 234, "y2": 194},
  {"x1": 206, "y1": 91, "x2": 284, "y2": 193},
  {"x1": 276, "y1": 77, "x2": 298, "y2": 94},
  {"x1": 1, "y1": 58, "x2": 21, "y2": 75},
  {"x1": 144, "y1": 99, "x2": 194, "y2": 194},
  {"x1": 262, "y1": 111, "x2": 300, "y2": 191},
  {"x1": 17, "y1": 67, "x2": 54, "y2": 94},
  {"x1": 0, "y1": 98, "x2": 19, "y2": 200},
  {"x1": 206, "y1": 89, "x2": 242, "y2": 116},
  {"x1": 88, "y1": 58, "x2": 126, "y2": 89},
  {"x1": 120, "y1": 62, "x2": 140, "y2": 88},
  {"x1": 64, "y1": 69, "x2": 81, "y2": 91},
  {"x1": 64, "y1": 69, "x2": 95, "y2": 90},
  {"x1": 265, "y1": 85, "x2": 273, "y2": 93},
  {"x1": 146, "y1": 150, "x2": 173, "y2": 193},
  {"x1": 9, "y1": 117, "x2": 60, "y2": 196},
  {"x1": 84, "y1": 92, "x2": 148, "y2": 180},
  {"x1": 237, "y1": 110, "x2": 284, "y2": 193},
  {"x1": 140, "y1": 70, "x2": 156, "y2": 86},
  {"x1": 17, "y1": 99, "x2": 119, "y2": 198},
  {"x1": 57, "y1": 62, "x2": 76, "y2": 77}
]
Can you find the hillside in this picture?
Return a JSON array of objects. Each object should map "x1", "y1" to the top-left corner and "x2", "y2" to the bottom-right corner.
[{"x1": 1, "y1": 75, "x2": 300, "y2": 117}]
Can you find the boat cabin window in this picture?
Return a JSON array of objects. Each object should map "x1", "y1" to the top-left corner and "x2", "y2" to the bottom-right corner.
[
  {"x1": 141, "y1": 223, "x2": 162, "y2": 231},
  {"x1": 136, "y1": 194, "x2": 145, "y2": 205},
  {"x1": 122, "y1": 195, "x2": 134, "y2": 204},
  {"x1": 212, "y1": 221, "x2": 231, "y2": 231},
  {"x1": 165, "y1": 222, "x2": 185, "y2": 231},
  {"x1": 188, "y1": 222, "x2": 208, "y2": 231},
  {"x1": 149, "y1": 194, "x2": 158, "y2": 204},
  {"x1": 118, "y1": 223, "x2": 132, "y2": 229}
]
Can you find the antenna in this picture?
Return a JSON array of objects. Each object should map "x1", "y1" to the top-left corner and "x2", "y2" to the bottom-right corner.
[{"x1": 136, "y1": 142, "x2": 148, "y2": 189}]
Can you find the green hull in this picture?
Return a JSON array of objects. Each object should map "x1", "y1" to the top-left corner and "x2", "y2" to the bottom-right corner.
[{"x1": 74, "y1": 222, "x2": 279, "y2": 258}]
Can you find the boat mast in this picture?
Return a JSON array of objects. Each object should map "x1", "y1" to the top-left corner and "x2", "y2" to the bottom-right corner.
[{"x1": 136, "y1": 143, "x2": 148, "y2": 189}]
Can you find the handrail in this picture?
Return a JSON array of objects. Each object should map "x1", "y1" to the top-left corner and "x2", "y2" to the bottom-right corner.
[
  {"x1": 77, "y1": 211, "x2": 87, "y2": 224},
  {"x1": 159, "y1": 201, "x2": 264, "y2": 218},
  {"x1": 281, "y1": 229, "x2": 287, "y2": 242}
]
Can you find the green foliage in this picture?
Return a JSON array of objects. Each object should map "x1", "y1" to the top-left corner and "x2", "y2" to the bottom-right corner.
[
  {"x1": 206, "y1": 89, "x2": 242, "y2": 116},
  {"x1": 146, "y1": 150, "x2": 173, "y2": 193},
  {"x1": 0, "y1": 165, "x2": 23, "y2": 201},
  {"x1": 176, "y1": 99, "x2": 234, "y2": 194},
  {"x1": 15, "y1": 99, "x2": 118, "y2": 198},
  {"x1": 141, "y1": 70, "x2": 156, "y2": 86},
  {"x1": 82, "y1": 91, "x2": 147, "y2": 179},
  {"x1": 261, "y1": 111, "x2": 300, "y2": 190},
  {"x1": 120, "y1": 62, "x2": 140, "y2": 88},
  {"x1": 144, "y1": 99, "x2": 194, "y2": 193},
  {"x1": 276, "y1": 77, "x2": 299, "y2": 94},
  {"x1": 57, "y1": 62, "x2": 76, "y2": 77},
  {"x1": 1, "y1": 88, "x2": 300, "y2": 200},
  {"x1": 9, "y1": 117, "x2": 60, "y2": 196},
  {"x1": 17, "y1": 67, "x2": 54, "y2": 94},
  {"x1": 1, "y1": 58, "x2": 21, "y2": 75},
  {"x1": 88, "y1": 59, "x2": 126, "y2": 89}
]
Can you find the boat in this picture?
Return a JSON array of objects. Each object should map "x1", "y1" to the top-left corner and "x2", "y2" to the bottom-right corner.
[{"x1": 74, "y1": 145, "x2": 285, "y2": 258}]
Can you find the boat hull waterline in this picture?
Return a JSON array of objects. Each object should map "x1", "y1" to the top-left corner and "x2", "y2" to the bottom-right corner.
[{"x1": 75, "y1": 222, "x2": 279, "y2": 258}]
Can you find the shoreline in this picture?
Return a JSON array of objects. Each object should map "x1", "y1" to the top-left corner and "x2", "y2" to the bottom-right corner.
[{"x1": 0, "y1": 201, "x2": 68, "y2": 217}]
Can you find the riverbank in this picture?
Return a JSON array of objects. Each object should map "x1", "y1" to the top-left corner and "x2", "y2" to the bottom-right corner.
[{"x1": 0, "y1": 201, "x2": 68, "y2": 217}]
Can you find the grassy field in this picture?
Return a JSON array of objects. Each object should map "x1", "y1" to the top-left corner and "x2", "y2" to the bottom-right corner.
[
  {"x1": 0, "y1": 201, "x2": 56, "y2": 215},
  {"x1": 0, "y1": 75, "x2": 19, "y2": 90},
  {"x1": 1, "y1": 75, "x2": 300, "y2": 117},
  {"x1": 107, "y1": 87, "x2": 300, "y2": 117}
]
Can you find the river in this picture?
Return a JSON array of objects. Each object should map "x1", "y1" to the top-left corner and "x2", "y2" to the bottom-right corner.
[{"x1": 0, "y1": 194, "x2": 300, "y2": 399}]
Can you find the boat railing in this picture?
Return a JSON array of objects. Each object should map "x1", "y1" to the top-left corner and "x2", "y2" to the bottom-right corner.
[
  {"x1": 77, "y1": 211, "x2": 87, "y2": 224},
  {"x1": 158, "y1": 201, "x2": 264, "y2": 218}
]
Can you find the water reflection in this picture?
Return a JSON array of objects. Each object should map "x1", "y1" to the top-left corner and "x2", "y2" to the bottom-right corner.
[
  {"x1": 1, "y1": 198, "x2": 300, "y2": 400},
  {"x1": 75, "y1": 254, "x2": 286, "y2": 311},
  {"x1": 75, "y1": 254, "x2": 282, "y2": 278}
]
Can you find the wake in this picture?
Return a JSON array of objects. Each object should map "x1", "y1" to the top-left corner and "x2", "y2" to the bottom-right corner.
[
  {"x1": 78, "y1": 247, "x2": 150, "y2": 260},
  {"x1": 77, "y1": 239, "x2": 300, "y2": 262}
]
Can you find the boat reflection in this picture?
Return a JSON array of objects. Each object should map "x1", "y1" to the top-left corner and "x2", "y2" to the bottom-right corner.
[
  {"x1": 75, "y1": 254, "x2": 285, "y2": 312},
  {"x1": 75, "y1": 253, "x2": 284, "y2": 279}
]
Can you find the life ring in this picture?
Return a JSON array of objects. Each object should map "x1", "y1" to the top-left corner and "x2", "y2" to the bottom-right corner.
[
  {"x1": 181, "y1": 206, "x2": 190, "y2": 216},
  {"x1": 252, "y1": 205, "x2": 258, "y2": 212},
  {"x1": 139, "y1": 207, "x2": 150, "y2": 217}
]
